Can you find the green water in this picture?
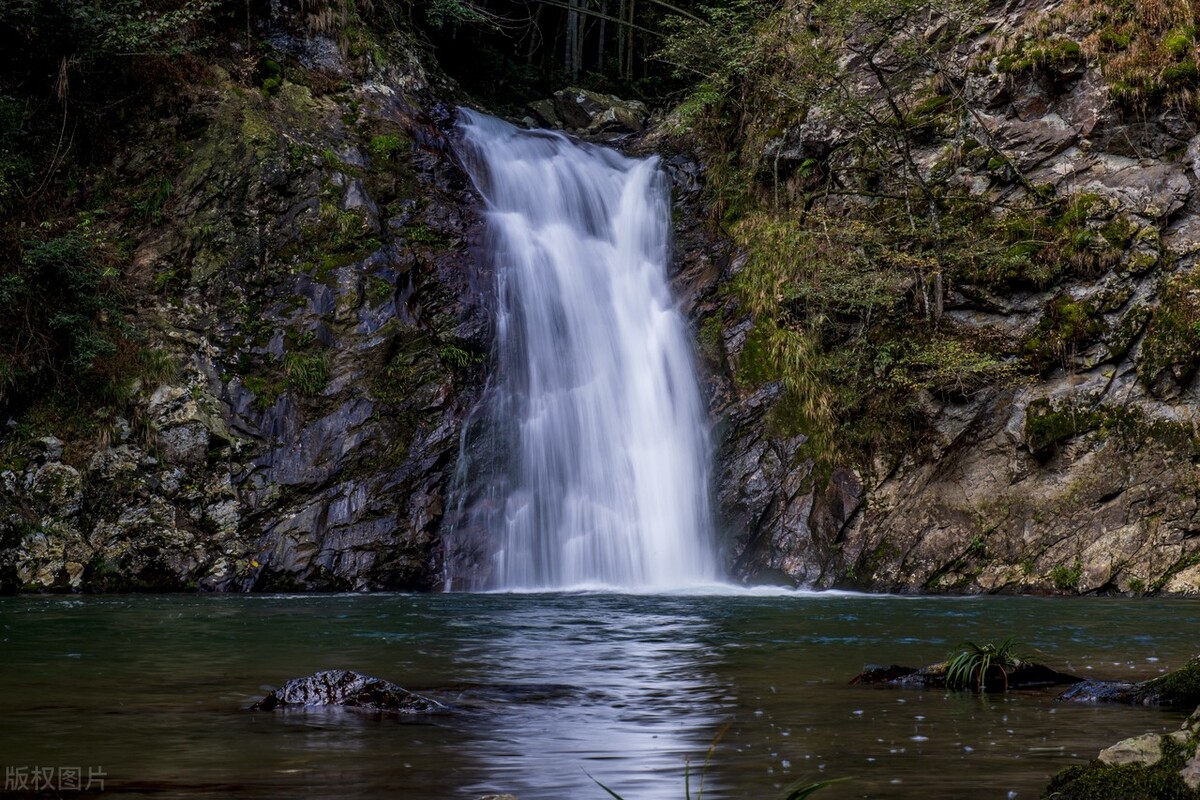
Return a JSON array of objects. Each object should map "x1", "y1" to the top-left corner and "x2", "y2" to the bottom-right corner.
[{"x1": 0, "y1": 592, "x2": 1195, "y2": 799}]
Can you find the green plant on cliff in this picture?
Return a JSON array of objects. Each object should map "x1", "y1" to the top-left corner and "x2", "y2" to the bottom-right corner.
[
  {"x1": 1138, "y1": 268, "x2": 1200, "y2": 388},
  {"x1": 945, "y1": 638, "x2": 1027, "y2": 692},
  {"x1": 283, "y1": 351, "x2": 330, "y2": 397}
]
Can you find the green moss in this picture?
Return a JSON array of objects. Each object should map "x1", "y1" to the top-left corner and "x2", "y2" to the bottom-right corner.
[
  {"x1": 367, "y1": 275, "x2": 393, "y2": 304},
  {"x1": 1023, "y1": 397, "x2": 1185, "y2": 459},
  {"x1": 242, "y1": 374, "x2": 283, "y2": 410},
  {"x1": 1162, "y1": 60, "x2": 1200, "y2": 88},
  {"x1": 697, "y1": 315, "x2": 725, "y2": 364},
  {"x1": 1106, "y1": 304, "x2": 1151, "y2": 360},
  {"x1": 1021, "y1": 295, "x2": 1105, "y2": 373},
  {"x1": 1098, "y1": 27, "x2": 1133, "y2": 52},
  {"x1": 911, "y1": 94, "x2": 953, "y2": 117},
  {"x1": 1138, "y1": 269, "x2": 1200, "y2": 386},
  {"x1": 1164, "y1": 30, "x2": 1195, "y2": 59},
  {"x1": 368, "y1": 134, "x2": 405, "y2": 161},
  {"x1": 1044, "y1": 734, "x2": 1198, "y2": 799},
  {"x1": 996, "y1": 37, "x2": 1083, "y2": 73},
  {"x1": 1099, "y1": 216, "x2": 1138, "y2": 250},
  {"x1": 256, "y1": 57, "x2": 283, "y2": 95},
  {"x1": 402, "y1": 223, "x2": 447, "y2": 247},
  {"x1": 1134, "y1": 654, "x2": 1200, "y2": 707}
]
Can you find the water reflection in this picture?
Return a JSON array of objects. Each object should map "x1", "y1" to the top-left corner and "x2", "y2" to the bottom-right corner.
[
  {"x1": 0, "y1": 593, "x2": 1196, "y2": 799},
  {"x1": 447, "y1": 595, "x2": 730, "y2": 799}
]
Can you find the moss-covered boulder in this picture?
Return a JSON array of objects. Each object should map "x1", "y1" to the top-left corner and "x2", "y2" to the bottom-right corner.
[
  {"x1": 1057, "y1": 655, "x2": 1200, "y2": 709},
  {"x1": 1042, "y1": 706, "x2": 1200, "y2": 799}
]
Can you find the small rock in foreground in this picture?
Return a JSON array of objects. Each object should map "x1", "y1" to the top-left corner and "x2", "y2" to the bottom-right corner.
[{"x1": 251, "y1": 669, "x2": 447, "y2": 714}]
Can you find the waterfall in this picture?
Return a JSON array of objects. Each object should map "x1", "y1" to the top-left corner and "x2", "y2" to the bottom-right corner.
[{"x1": 448, "y1": 109, "x2": 717, "y2": 590}]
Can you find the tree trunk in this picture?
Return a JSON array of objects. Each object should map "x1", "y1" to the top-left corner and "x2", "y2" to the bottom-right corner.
[{"x1": 597, "y1": 0, "x2": 607, "y2": 71}]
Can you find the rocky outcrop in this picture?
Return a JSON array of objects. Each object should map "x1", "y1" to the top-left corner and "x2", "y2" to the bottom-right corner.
[
  {"x1": 252, "y1": 669, "x2": 447, "y2": 714},
  {"x1": 679, "y1": 0, "x2": 1200, "y2": 593},
  {"x1": 0, "y1": 12, "x2": 488, "y2": 592},
  {"x1": 525, "y1": 87, "x2": 648, "y2": 136}
]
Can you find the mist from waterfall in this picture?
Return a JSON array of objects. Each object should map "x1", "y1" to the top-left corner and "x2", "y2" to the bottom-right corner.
[{"x1": 448, "y1": 109, "x2": 717, "y2": 590}]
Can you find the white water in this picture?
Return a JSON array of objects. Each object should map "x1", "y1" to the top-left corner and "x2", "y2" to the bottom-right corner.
[{"x1": 451, "y1": 109, "x2": 716, "y2": 590}]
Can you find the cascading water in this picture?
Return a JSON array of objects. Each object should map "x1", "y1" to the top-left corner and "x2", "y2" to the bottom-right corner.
[{"x1": 447, "y1": 109, "x2": 717, "y2": 590}]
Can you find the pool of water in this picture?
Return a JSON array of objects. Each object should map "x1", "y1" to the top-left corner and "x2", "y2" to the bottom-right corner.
[{"x1": 0, "y1": 592, "x2": 1195, "y2": 799}]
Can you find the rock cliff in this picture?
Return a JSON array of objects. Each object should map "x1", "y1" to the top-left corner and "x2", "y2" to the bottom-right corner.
[
  {"x1": 668, "y1": 0, "x2": 1200, "y2": 594},
  {"x1": 1, "y1": 11, "x2": 489, "y2": 591}
]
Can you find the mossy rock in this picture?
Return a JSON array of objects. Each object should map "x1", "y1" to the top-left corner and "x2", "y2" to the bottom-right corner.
[
  {"x1": 1042, "y1": 723, "x2": 1200, "y2": 799},
  {"x1": 1135, "y1": 656, "x2": 1200, "y2": 708}
]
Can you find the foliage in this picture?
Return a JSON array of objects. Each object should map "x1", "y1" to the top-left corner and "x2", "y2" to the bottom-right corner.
[
  {"x1": 1019, "y1": 0, "x2": 1200, "y2": 111},
  {"x1": 0, "y1": 231, "x2": 126, "y2": 411},
  {"x1": 368, "y1": 133, "x2": 406, "y2": 161},
  {"x1": 944, "y1": 638, "x2": 1026, "y2": 692},
  {"x1": 283, "y1": 351, "x2": 330, "y2": 396},
  {"x1": 994, "y1": 37, "x2": 1083, "y2": 73},
  {"x1": 1050, "y1": 559, "x2": 1083, "y2": 591},
  {"x1": 438, "y1": 343, "x2": 481, "y2": 369},
  {"x1": 724, "y1": 198, "x2": 1028, "y2": 466}
]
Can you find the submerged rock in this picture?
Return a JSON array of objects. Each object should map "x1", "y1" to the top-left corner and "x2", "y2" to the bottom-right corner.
[
  {"x1": 849, "y1": 664, "x2": 917, "y2": 684},
  {"x1": 251, "y1": 669, "x2": 447, "y2": 715},
  {"x1": 1057, "y1": 680, "x2": 1139, "y2": 703},
  {"x1": 852, "y1": 661, "x2": 1081, "y2": 691}
]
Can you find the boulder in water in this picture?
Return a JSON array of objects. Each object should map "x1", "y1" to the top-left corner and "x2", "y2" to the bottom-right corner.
[
  {"x1": 852, "y1": 661, "x2": 1081, "y2": 690},
  {"x1": 550, "y1": 87, "x2": 647, "y2": 133},
  {"x1": 1056, "y1": 655, "x2": 1200, "y2": 707},
  {"x1": 849, "y1": 664, "x2": 917, "y2": 684},
  {"x1": 251, "y1": 669, "x2": 447, "y2": 714}
]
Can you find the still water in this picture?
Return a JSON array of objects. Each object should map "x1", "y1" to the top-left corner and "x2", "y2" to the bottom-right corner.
[{"x1": 0, "y1": 592, "x2": 1194, "y2": 799}]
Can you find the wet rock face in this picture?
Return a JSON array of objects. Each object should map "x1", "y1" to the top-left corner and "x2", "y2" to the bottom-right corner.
[
  {"x1": 252, "y1": 670, "x2": 447, "y2": 714},
  {"x1": 0, "y1": 22, "x2": 488, "y2": 592}
]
